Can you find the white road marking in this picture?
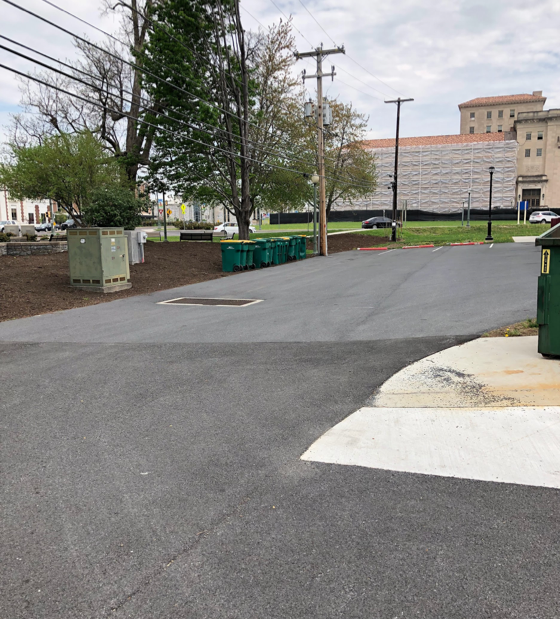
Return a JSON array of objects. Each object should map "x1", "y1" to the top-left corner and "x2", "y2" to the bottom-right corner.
[
  {"x1": 490, "y1": 243, "x2": 494, "y2": 248},
  {"x1": 432, "y1": 246, "x2": 442, "y2": 252},
  {"x1": 302, "y1": 406, "x2": 560, "y2": 489},
  {"x1": 378, "y1": 249, "x2": 397, "y2": 256}
]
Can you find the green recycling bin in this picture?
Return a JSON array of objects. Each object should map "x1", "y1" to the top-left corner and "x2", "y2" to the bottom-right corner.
[
  {"x1": 536, "y1": 223, "x2": 560, "y2": 356},
  {"x1": 220, "y1": 240, "x2": 244, "y2": 272},
  {"x1": 294, "y1": 235, "x2": 307, "y2": 260},
  {"x1": 245, "y1": 241, "x2": 256, "y2": 270},
  {"x1": 285, "y1": 236, "x2": 298, "y2": 261},
  {"x1": 276, "y1": 238, "x2": 288, "y2": 264},
  {"x1": 254, "y1": 239, "x2": 272, "y2": 268},
  {"x1": 270, "y1": 238, "x2": 280, "y2": 265}
]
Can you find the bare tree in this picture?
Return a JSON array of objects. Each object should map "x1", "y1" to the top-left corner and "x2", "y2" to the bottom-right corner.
[{"x1": 10, "y1": 0, "x2": 156, "y2": 184}]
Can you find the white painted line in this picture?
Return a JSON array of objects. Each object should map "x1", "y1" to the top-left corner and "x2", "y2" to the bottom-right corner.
[
  {"x1": 490, "y1": 243, "x2": 494, "y2": 249},
  {"x1": 302, "y1": 406, "x2": 560, "y2": 489},
  {"x1": 157, "y1": 298, "x2": 263, "y2": 307},
  {"x1": 378, "y1": 249, "x2": 397, "y2": 256},
  {"x1": 432, "y1": 246, "x2": 442, "y2": 252}
]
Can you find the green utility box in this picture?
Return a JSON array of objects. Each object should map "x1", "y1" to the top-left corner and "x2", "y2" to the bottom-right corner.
[
  {"x1": 536, "y1": 223, "x2": 560, "y2": 356},
  {"x1": 254, "y1": 239, "x2": 272, "y2": 268},
  {"x1": 67, "y1": 228, "x2": 131, "y2": 293},
  {"x1": 220, "y1": 240, "x2": 244, "y2": 272}
]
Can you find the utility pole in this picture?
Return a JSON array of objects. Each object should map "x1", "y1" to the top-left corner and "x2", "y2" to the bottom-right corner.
[
  {"x1": 385, "y1": 97, "x2": 414, "y2": 242},
  {"x1": 295, "y1": 44, "x2": 345, "y2": 256}
]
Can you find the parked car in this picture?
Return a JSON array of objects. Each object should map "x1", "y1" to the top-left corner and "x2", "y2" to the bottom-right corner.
[
  {"x1": 0, "y1": 219, "x2": 19, "y2": 233},
  {"x1": 529, "y1": 210, "x2": 559, "y2": 224},
  {"x1": 214, "y1": 222, "x2": 256, "y2": 238},
  {"x1": 34, "y1": 222, "x2": 53, "y2": 232},
  {"x1": 361, "y1": 216, "x2": 401, "y2": 229},
  {"x1": 60, "y1": 219, "x2": 78, "y2": 231}
]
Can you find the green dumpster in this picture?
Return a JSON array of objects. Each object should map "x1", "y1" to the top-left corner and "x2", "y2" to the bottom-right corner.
[
  {"x1": 220, "y1": 240, "x2": 244, "y2": 272},
  {"x1": 245, "y1": 241, "x2": 256, "y2": 270},
  {"x1": 254, "y1": 239, "x2": 272, "y2": 268},
  {"x1": 536, "y1": 223, "x2": 560, "y2": 356},
  {"x1": 285, "y1": 236, "x2": 298, "y2": 261}
]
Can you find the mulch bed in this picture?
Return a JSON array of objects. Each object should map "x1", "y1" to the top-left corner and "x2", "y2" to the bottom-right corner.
[
  {"x1": 0, "y1": 241, "x2": 226, "y2": 323},
  {"x1": 315, "y1": 233, "x2": 391, "y2": 253},
  {"x1": 0, "y1": 234, "x2": 391, "y2": 323}
]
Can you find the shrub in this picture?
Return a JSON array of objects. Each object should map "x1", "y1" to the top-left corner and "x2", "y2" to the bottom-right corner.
[
  {"x1": 25, "y1": 233, "x2": 38, "y2": 242},
  {"x1": 0, "y1": 233, "x2": 11, "y2": 242},
  {"x1": 174, "y1": 219, "x2": 213, "y2": 230},
  {"x1": 141, "y1": 218, "x2": 159, "y2": 226},
  {"x1": 85, "y1": 186, "x2": 144, "y2": 230}
]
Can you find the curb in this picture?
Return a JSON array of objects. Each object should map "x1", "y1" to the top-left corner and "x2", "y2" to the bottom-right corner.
[
  {"x1": 450, "y1": 242, "x2": 485, "y2": 246},
  {"x1": 402, "y1": 244, "x2": 434, "y2": 249},
  {"x1": 357, "y1": 247, "x2": 388, "y2": 251}
]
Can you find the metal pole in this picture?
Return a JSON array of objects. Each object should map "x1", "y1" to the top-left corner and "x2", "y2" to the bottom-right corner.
[
  {"x1": 313, "y1": 183, "x2": 318, "y2": 255},
  {"x1": 467, "y1": 190, "x2": 471, "y2": 228},
  {"x1": 486, "y1": 168, "x2": 494, "y2": 241},
  {"x1": 524, "y1": 201, "x2": 527, "y2": 225},
  {"x1": 163, "y1": 190, "x2": 168, "y2": 241}
]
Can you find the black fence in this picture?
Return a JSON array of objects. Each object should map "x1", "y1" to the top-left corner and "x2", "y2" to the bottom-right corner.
[{"x1": 269, "y1": 208, "x2": 536, "y2": 224}]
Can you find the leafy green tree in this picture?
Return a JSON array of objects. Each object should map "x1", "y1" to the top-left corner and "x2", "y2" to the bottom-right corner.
[
  {"x1": 0, "y1": 131, "x2": 125, "y2": 224},
  {"x1": 86, "y1": 186, "x2": 144, "y2": 229}
]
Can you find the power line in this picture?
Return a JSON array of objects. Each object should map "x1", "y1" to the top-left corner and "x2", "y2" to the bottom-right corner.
[
  {"x1": 0, "y1": 62, "x2": 375, "y2": 190},
  {"x1": 296, "y1": 0, "x2": 337, "y2": 46}
]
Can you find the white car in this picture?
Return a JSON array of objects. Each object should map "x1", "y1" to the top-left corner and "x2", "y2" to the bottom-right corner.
[
  {"x1": 0, "y1": 220, "x2": 19, "y2": 233},
  {"x1": 529, "y1": 210, "x2": 559, "y2": 224},
  {"x1": 214, "y1": 222, "x2": 256, "y2": 238}
]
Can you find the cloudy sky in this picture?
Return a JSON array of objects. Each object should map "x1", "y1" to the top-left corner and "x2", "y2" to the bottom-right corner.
[{"x1": 0, "y1": 0, "x2": 558, "y2": 144}]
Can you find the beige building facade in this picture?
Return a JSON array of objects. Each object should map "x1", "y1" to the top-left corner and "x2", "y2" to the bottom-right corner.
[{"x1": 458, "y1": 92, "x2": 546, "y2": 136}]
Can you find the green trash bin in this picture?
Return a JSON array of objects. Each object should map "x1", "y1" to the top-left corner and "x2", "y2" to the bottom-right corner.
[
  {"x1": 254, "y1": 239, "x2": 272, "y2": 268},
  {"x1": 536, "y1": 223, "x2": 560, "y2": 356},
  {"x1": 270, "y1": 238, "x2": 280, "y2": 265},
  {"x1": 285, "y1": 236, "x2": 298, "y2": 262},
  {"x1": 245, "y1": 240, "x2": 256, "y2": 270},
  {"x1": 220, "y1": 240, "x2": 244, "y2": 272},
  {"x1": 294, "y1": 235, "x2": 307, "y2": 260}
]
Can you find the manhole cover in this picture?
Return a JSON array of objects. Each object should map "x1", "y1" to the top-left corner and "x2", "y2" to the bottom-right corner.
[{"x1": 158, "y1": 297, "x2": 262, "y2": 307}]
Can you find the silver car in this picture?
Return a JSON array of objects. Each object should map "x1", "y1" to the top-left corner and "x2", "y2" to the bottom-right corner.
[{"x1": 0, "y1": 220, "x2": 18, "y2": 233}]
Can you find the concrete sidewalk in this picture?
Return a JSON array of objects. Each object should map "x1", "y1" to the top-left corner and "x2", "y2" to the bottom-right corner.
[{"x1": 303, "y1": 336, "x2": 560, "y2": 488}]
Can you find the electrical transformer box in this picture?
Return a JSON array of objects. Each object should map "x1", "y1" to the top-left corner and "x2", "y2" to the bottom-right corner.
[{"x1": 67, "y1": 227, "x2": 131, "y2": 293}]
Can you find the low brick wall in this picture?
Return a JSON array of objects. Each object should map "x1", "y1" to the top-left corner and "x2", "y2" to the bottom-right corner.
[{"x1": 0, "y1": 241, "x2": 68, "y2": 256}]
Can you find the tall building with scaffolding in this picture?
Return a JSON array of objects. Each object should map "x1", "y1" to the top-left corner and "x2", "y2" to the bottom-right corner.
[{"x1": 357, "y1": 133, "x2": 518, "y2": 213}]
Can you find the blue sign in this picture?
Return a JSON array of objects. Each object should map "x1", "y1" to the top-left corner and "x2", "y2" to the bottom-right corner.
[{"x1": 518, "y1": 201, "x2": 529, "y2": 211}]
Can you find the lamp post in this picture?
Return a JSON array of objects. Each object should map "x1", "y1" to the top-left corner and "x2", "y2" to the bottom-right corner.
[
  {"x1": 486, "y1": 166, "x2": 495, "y2": 241},
  {"x1": 311, "y1": 173, "x2": 320, "y2": 255}
]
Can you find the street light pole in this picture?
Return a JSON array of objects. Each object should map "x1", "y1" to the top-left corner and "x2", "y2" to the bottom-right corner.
[
  {"x1": 385, "y1": 97, "x2": 414, "y2": 242},
  {"x1": 486, "y1": 166, "x2": 495, "y2": 242}
]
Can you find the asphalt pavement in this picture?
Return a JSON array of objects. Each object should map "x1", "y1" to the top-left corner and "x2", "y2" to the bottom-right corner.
[{"x1": 3, "y1": 242, "x2": 558, "y2": 619}]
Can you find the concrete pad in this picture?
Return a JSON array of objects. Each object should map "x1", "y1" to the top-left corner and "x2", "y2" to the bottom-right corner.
[
  {"x1": 301, "y1": 406, "x2": 560, "y2": 488},
  {"x1": 374, "y1": 336, "x2": 560, "y2": 408},
  {"x1": 513, "y1": 236, "x2": 537, "y2": 243}
]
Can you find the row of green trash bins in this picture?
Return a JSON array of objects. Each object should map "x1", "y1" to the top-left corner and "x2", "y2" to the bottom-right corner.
[{"x1": 220, "y1": 236, "x2": 307, "y2": 272}]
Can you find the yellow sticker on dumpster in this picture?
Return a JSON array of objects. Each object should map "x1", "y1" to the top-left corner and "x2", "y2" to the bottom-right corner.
[{"x1": 542, "y1": 249, "x2": 551, "y2": 274}]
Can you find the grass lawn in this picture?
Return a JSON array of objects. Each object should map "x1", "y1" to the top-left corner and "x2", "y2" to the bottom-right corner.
[
  {"x1": 148, "y1": 222, "x2": 548, "y2": 246},
  {"x1": 260, "y1": 220, "x2": 536, "y2": 230}
]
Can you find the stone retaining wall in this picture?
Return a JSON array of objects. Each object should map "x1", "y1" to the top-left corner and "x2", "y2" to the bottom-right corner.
[{"x1": 0, "y1": 241, "x2": 68, "y2": 256}]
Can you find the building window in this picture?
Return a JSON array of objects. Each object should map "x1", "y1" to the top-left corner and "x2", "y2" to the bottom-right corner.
[
  {"x1": 28, "y1": 213, "x2": 34, "y2": 224},
  {"x1": 538, "y1": 131, "x2": 543, "y2": 140},
  {"x1": 510, "y1": 109, "x2": 515, "y2": 117},
  {"x1": 11, "y1": 208, "x2": 17, "y2": 220},
  {"x1": 486, "y1": 126, "x2": 491, "y2": 133},
  {"x1": 526, "y1": 132, "x2": 532, "y2": 140},
  {"x1": 525, "y1": 149, "x2": 531, "y2": 157},
  {"x1": 498, "y1": 110, "x2": 504, "y2": 118},
  {"x1": 537, "y1": 148, "x2": 543, "y2": 157},
  {"x1": 469, "y1": 126, "x2": 475, "y2": 134},
  {"x1": 522, "y1": 188, "x2": 541, "y2": 208},
  {"x1": 498, "y1": 125, "x2": 503, "y2": 132},
  {"x1": 487, "y1": 111, "x2": 492, "y2": 119},
  {"x1": 470, "y1": 112, "x2": 475, "y2": 119}
]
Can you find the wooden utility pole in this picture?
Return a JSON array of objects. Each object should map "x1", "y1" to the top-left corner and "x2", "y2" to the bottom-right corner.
[
  {"x1": 385, "y1": 97, "x2": 413, "y2": 242},
  {"x1": 295, "y1": 44, "x2": 345, "y2": 256}
]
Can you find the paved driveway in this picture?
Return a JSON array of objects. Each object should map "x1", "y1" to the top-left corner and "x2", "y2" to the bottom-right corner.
[{"x1": 3, "y1": 243, "x2": 558, "y2": 619}]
